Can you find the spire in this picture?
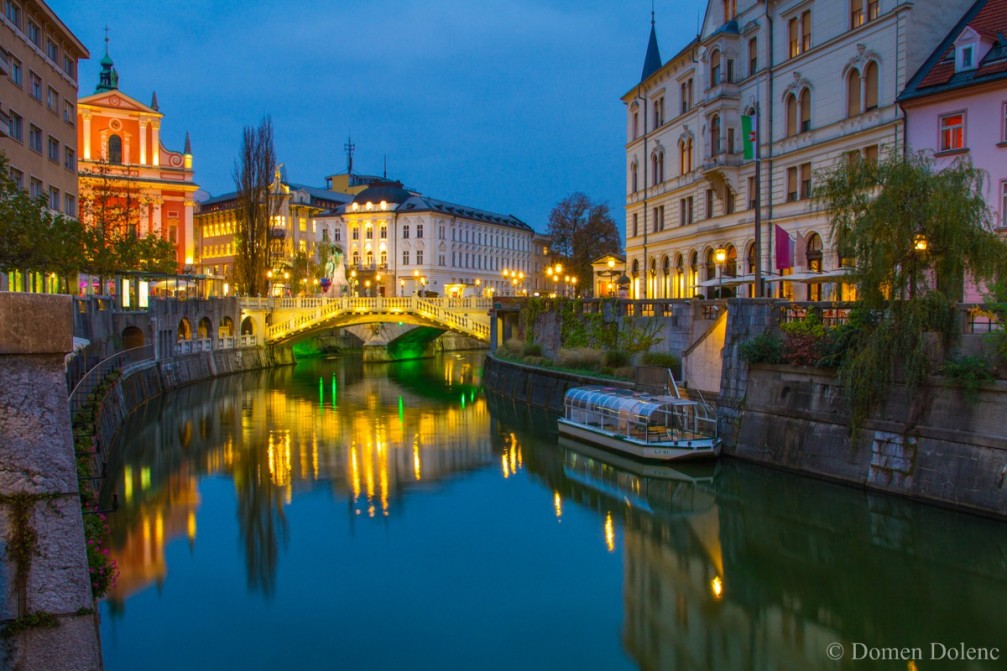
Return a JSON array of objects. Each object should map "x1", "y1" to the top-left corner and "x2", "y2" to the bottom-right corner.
[
  {"x1": 184, "y1": 131, "x2": 191, "y2": 154},
  {"x1": 96, "y1": 25, "x2": 119, "y2": 92},
  {"x1": 151, "y1": 91, "x2": 159, "y2": 110},
  {"x1": 641, "y1": 8, "x2": 662, "y2": 82}
]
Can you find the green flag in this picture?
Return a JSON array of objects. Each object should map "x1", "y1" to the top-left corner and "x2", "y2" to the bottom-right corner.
[{"x1": 742, "y1": 115, "x2": 756, "y2": 160}]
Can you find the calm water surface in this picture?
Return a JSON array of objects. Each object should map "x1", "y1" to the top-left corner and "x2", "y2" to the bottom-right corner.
[{"x1": 99, "y1": 352, "x2": 1007, "y2": 670}]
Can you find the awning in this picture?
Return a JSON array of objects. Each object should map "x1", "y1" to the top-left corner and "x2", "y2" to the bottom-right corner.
[
  {"x1": 765, "y1": 268, "x2": 855, "y2": 284},
  {"x1": 696, "y1": 273, "x2": 755, "y2": 288}
]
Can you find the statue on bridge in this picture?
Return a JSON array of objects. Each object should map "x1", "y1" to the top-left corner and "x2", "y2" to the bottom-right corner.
[{"x1": 323, "y1": 245, "x2": 349, "y2": 297}]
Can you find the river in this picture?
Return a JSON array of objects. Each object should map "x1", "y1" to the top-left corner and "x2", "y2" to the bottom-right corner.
[{"x1": 98, "y1": 351, "x2": 1007, "y2": 670}]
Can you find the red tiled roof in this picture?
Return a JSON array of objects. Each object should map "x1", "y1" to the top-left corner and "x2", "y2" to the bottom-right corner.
[{"x1": 917, "y1": 57, "x2": 955, "y2": 89}]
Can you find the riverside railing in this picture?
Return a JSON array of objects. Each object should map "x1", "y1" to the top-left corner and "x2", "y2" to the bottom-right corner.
[{"x1": 67, "y1": 345, "x2": 155, "y2": 419}]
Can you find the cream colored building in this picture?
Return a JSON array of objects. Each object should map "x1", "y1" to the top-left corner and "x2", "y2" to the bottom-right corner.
[
  {"x1": 624, "y1": 0, "x2": 975, "y2": 301},
  {"x1": 314, "y1": 179, "x2": 536, "y2": 298}
]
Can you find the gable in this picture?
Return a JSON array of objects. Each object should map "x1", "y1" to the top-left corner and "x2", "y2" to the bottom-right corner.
[{"x1": 78, "y1": 90, "x2": 160, "y2": 116}]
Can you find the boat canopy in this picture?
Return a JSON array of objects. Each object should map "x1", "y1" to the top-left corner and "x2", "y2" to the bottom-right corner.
[{"x1": 563, "y1": 386, "x2": 691, "y2": 423}]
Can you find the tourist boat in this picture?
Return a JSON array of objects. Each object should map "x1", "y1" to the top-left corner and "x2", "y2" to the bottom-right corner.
[{"x1": 557, "y1": 385, "x2": 720, "y2": 461}]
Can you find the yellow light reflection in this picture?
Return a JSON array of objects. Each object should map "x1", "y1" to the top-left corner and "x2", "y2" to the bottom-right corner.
[
  {"x1": 413, "y1": 439, "x2": 422, "y2": 481},
  {"x1": 186, "y1": 510, "x2": 197, "y2": 542},
  {"x1": 140, "y1": 466, "x2": 151, "y2": 491},
  {"x1": 604, "y1": 511, "x2": 616, "y2": 553},
  {"x1": 553, "y1": 491, "x2": 563, "y2": 521},
  {"x1": 123, "y1": 468, "x2": 133, "y2": 504},
  {"x1": 710, "y1": 576, "x2": 724, "y2": 600}
]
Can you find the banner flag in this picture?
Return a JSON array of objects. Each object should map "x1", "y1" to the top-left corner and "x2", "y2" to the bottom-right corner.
[
  {"x1": 775, "y1": 225, "x2": 794, "y2": 271},
  {"x1": 742, "y1": 115, "x2": 756, "y2": 160}
]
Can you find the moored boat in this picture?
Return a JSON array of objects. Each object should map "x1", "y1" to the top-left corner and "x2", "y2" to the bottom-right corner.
[{"x1": 557, "y1": 385, "x2": 720, "y2": 461}]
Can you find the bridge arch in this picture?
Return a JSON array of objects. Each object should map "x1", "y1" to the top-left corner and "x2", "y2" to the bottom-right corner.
[
  {"x1": 241, "y1": 316, "x2": 256, "y2": 336},
  {"x1": 177, "y1": 318, "x2": 192, "y2": 341},
  {"x1": 197, "y1": 317, "x2": 213, "y2": 339},
  {"x1": 220, "y1": 316, "x2": 235, "y2": 337}
]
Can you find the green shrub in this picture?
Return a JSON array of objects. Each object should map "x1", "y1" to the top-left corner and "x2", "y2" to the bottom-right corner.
[
  {"x1": 603, "y1": 350, "x2": 631, "y2": 368},
  {"x1": 739, "y1": 333, "x2": 783, "y2": 364},
  {"x1": 522, "y1": 355, "x2": 552, "y2": 367},
  {"x1": 940, "y1": 355, "x2": 993, "y2": 401},
  {"x1": 557, "y1": 347, "x2": 603, "y2": 371},
  {"x1": 780, "y1": 312, "x2": 828, "y2": 366},
  {"x1": 521, "y1": 342, "x2": 542, "y2": 357},
  {"x1": 612, "y1": 366, "x2": 636, "y2": 380}
]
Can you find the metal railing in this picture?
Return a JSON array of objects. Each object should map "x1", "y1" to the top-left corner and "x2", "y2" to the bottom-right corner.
[{"x1": 68, "y1": 345, "x2": 155, "y2": 419}]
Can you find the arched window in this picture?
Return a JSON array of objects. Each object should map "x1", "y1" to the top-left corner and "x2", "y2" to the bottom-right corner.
[
  {"x1": 846, "y1": 70, "x2": 862, "y2": 117},
  {"x1": 240, "y1": 317, "x2": 255, "y2": 336},
  {"x1": 177, "y1": 318, "x2": 192, "y2": 341},
  {"x1": 863, "y1": 61, "x2": 879, "y2": 111},
  {"x1": 807, "y1": 232, "x2": 824, "y2": 300},
  {"x1": 380, "y1": 250, "x2": 388, "y2": 267},
  {"x1": 197, "y1": 317, "x2": 212, "y2": 340},
  {"x1": 674, "y1": 254, "x2": 684, "y2": 298},
  {"x1": 122, "y1": 326, "x2": 144, "y2": 349},
  {"x1": 652, "y1": 152, "x2": 664, "y2": 185},
  {"x1": 680, "y1": 138, "x2": 693, "y2": 174},
  {"x1": 725, "y1": 245, "x2": 738, "y2": 277},
  {"x1": 705, "y1": 249, "x2": 717, "y2": 282},
  {"x1": 747, "y1": 243, "x2": 756, "y2": 273},
  {"x1": 711, "y1": 49, "x2": 722, "y2": 86},
  {"x1": 785, "y1": 94, "x2": 798, "y2": 136},
  {"x1": 631, "y1": 162, "x2": 639, "y2": 192},
  {"x1": 689, "y1": 251, "x2": 699, "y2": 296},
  {"x1": 658, "y1": 151, "x2": 664, "y2": 182},
  {"x1": 711, "y1": 115, "x2": 722, "y2": 155},
  {"x1": 108, "y1": 135, "x2": 122, "y2": 164},
  {"x1": 220, "y1": 316, "x2": 234, "y2": 337},
  {"x1": 799, "y1": 89, "x2": 811, "y2": 132}
]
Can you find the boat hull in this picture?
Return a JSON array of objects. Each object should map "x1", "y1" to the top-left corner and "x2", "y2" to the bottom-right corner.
[{"x1": 557, "y1": 418, "x2": 720, "y2": 462}]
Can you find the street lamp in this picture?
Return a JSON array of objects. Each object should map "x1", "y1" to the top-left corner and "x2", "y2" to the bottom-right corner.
[
  {"x1": 714, "y1": 247, "x2": 727, "y2": 299},
  {"x1": 350, "y1": 269, "x2": 358, "y2": 296},
  {"x1": 400, "y1": 278, "x2": 405, "y2": 296}
]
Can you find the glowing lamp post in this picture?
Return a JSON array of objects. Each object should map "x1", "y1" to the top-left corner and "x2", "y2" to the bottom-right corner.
[{"x1": 714, "y1": 247, "x2": 727, "y2": 299}]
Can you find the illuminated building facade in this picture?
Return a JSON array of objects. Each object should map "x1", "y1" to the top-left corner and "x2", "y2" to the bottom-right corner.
[
  {"x1": 194, "y1": 171, "x2": 351, "y2": 289},
  {"x1": 1, "y1": 0, "x2": 88, "y2": 289},
  {"x1": 76, "y1": 40, "x2": 198, "y2": 270},
  {"x1": 313, "y1": 179, "x2": 536, "y2": 297},
  {"x1": 624, "y1": 0, "x2": 975, "y2": 301}
]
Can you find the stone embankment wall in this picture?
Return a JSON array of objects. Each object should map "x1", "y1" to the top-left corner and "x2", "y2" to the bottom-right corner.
[
  {"x1": 731, "y1": 364, "x2": 1007, "y2": 518},
  {"x1": 93, "y1": 347, "x2": 293, "y2": 456},
  {"x1": 0, "y1": 294, "x2": 103, "y2": 671},
  {"x1": 483, "y1": 355, "x2": 633, "y2": 415}
]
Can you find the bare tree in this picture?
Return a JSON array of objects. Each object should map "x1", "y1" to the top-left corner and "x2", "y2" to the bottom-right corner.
[
  {"x1": 547, "y1": 192, "x2": 623, "y2": 287},
  {"x1": 233, "y1": 116, "x2": 280, "y2": 296}
]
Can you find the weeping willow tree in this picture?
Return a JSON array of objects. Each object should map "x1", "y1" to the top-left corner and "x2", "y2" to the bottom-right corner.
[{"x1": 815, "y1": 151, "x2": 1007, "y2": 429}]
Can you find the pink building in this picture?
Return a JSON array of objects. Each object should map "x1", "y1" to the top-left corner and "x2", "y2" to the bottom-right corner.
[{"x1": 900, "y1": 0, "x2": 1007, "y2": 300}]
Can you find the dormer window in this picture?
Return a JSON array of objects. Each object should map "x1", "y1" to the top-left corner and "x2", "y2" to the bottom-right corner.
[
  {"x1": 954, "y1": 27, "x2": 982, "y2": 72},
  {"x1": 960, "y1": 45, "x2": 975, "y2": 70}
]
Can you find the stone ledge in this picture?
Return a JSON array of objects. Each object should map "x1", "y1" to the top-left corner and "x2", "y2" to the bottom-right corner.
[{"x1": 0, "y1": 294, "x2": 72, "y2": 355}]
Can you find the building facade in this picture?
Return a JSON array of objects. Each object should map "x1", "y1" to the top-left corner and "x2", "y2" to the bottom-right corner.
[
  {"x1": 900, "y1": 0, "x2": 1007, "y2": 234},
  {"x1": 623, "y1": 0, "x2": 976, "y2": 301},
  {"x1": 77, "y1": 44, "x2": 198, "y2": 270},
  {"x1": 1, "y1": 0, "x2": 88, "y2": 213},
  {"x1": 314, "y1": 179, "x2": 536, "y2": 298},
  {"x1": 195, "y1": 171, "x2": 352, "y2": 292}
]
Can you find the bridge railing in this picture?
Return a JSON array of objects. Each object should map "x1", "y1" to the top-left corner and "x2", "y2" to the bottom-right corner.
[{"x1": 258, "y1": 296, "x2": 491, "y2": 342}]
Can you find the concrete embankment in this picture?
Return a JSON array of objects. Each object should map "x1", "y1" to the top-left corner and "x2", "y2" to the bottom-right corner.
[
  {"x1": 0, "y1": 294, "x2": 102, "y2": 671},
  {"x1": 482, "y1": 355, "x2": 633, "y2": 415},
  {"x1": 92, "y1": 346, "x2": 293, "y2": 455},
  {"x1": 484, "y1": 341, "x2": 1007, "y2": 519},
  {"x1": 729, "y1": 363, "x2": 1007, "y2": 519}
]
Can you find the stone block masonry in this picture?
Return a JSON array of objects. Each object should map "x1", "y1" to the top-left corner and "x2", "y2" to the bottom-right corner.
[{"x1": 0, "y1": 294, "x2": 103, "y2": 671}]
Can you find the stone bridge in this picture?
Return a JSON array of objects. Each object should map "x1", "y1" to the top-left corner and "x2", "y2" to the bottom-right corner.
[{"x1": 239, "y1": 296, "x2": 492, "y2": 345}]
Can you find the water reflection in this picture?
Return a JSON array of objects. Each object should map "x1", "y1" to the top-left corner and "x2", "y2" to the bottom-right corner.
[
  {"x1": 487, "y1": 395, "x2": 1007, "y2": 671},
  {"x1": 101, "y1": 357, "x2": 1007, "y2": 671},
  {"x1": 102, "y1": 353, "x2": 491, "y2": 606}
]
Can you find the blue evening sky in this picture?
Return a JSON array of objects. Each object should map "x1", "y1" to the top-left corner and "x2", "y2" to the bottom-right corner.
[{"x1": 51, "y1": 0, "x2": 707, "y2": 234}]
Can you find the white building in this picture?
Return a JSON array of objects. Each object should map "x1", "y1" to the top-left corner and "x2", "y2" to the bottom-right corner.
[
  {"x1": 623, "y1": 0, "x2": 975, "y2": 301},
  {"x1": 314, "y1": 180, "x2": 536, "y2": 298}
]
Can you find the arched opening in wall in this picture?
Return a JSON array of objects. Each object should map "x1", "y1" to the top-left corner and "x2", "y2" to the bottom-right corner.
[
  {"x1": 846, "y1": 69, "x2": 861, "y2": 117},
  {"x1": 785, "y1": 93, "x2": 798, "y2": 136},
  {"x1": 806, "y1": 232, "x2": 824, "y2": 301},
  {"x1": 674, "y1": 253, "x2": 684, "y2": 298},
  {"x1": 864, "y1": 61, "x2": 879, "y2": 111},
  {"x1": 108, "y1": 135, "x2": 123, "y2": 164},
  {"x1": 631, "y1": 259, "x2": 640, "y2": 298},
  {"x1": 710, "y1": 114, "x2": 722, "y2": 155},
  {"x1": 240, "y1": 317, "x2": 255, "y2": 336},
  {"x1": 725, "y1": 245, "x2": 738, "y2": 278},
  {"x1": 662, "y1": 255, "x2": 671, "y2": 299},
  {"x1": 746, "y1": 243, "x2": 757, "y2": 298},
  {"x1": 220, "y1": 316, "x2": 234, "y2": 337},
  {"x1": 689, "y1": 251, "x2": 699, "y2": 297},
  {"x1": 177, "y1": 318, "x2": 192, "y2": 341},
  {"x1": 799, "y1": 89, "x2": 811, "y2": 132},
  {"x1": 197, "y1": 317, "x2": 212, "y2": 340},
  {"x1": 705, "y1": 249, "x2": 717, "y2": 286},
  {"x1": 122, "y1": 326, "x2": 144, "y2": 349},
  {"x1": 649, "y1": 257, "x2": 658, "y2": 298}
]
